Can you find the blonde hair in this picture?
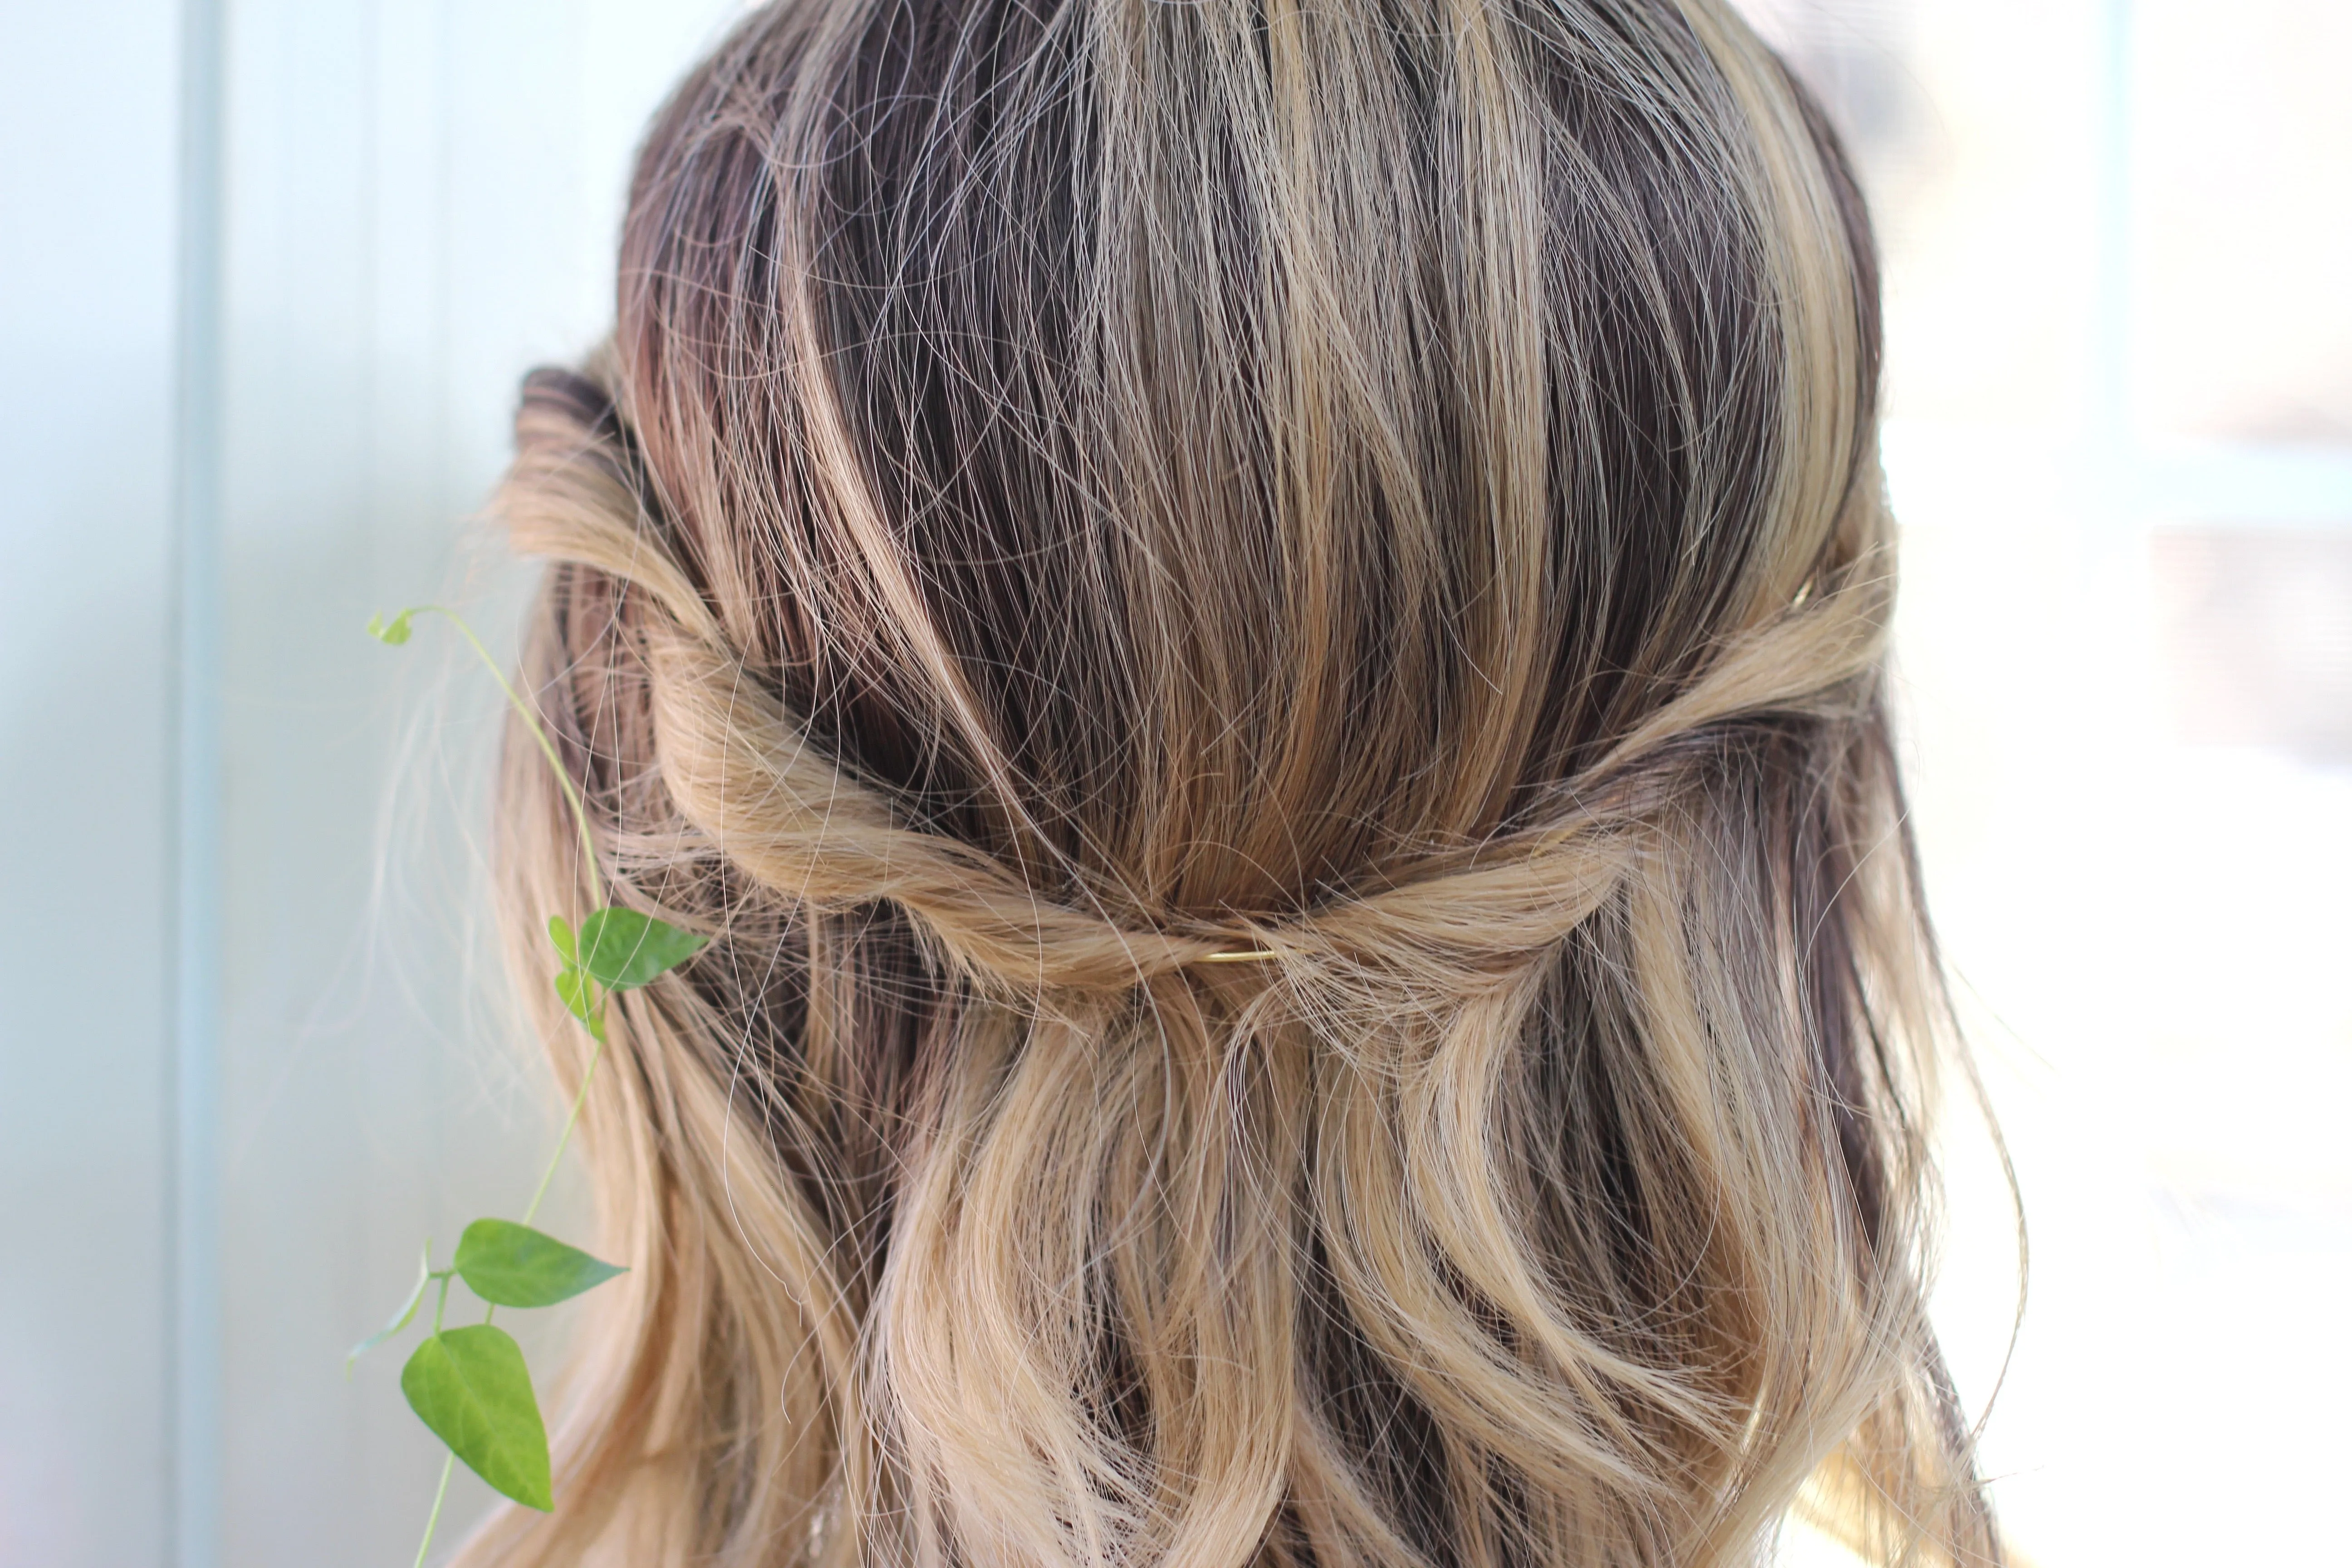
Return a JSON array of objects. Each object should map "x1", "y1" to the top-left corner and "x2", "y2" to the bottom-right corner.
[{"x1": 468, "y1": 0, "x2": 1996, "y2": 1563}]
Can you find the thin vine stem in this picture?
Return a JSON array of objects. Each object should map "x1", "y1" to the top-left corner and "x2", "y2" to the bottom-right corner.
[
  {"x1": 405, "y1": 605, "x2": 604, "y2": 910},
  {"x1": 485, "y1": 1035, "x2": 606, "y2": 1331},
  {"x1": 408, "y1": 604, "x2": 612, "y2": 1301},
  {"x1": 522, "y1": 1039, "x2": 603, "y2": 1228},
  {"x1": 413, "y1": 1454, "x2": 455, "y2": 1568}
]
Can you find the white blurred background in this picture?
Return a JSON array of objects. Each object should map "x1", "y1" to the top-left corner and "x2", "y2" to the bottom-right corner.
[
  {"x1": 1747, "y1": 4, "x2": 2352, "y2": 1564},
  {"x1": 2, "y1": 1, "x2": 2346, "y2": 1564}
]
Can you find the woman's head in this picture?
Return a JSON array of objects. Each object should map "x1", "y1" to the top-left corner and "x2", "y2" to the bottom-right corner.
[{"x1": 483, "y1": 0, "x2": 1990, "y2": 1563}]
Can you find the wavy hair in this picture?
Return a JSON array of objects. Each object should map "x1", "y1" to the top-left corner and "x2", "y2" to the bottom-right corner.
[{"x1": 464, "y1": 0, "x2": 1997, "y2": 1563}]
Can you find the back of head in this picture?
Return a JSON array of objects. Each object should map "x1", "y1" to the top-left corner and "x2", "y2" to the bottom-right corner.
[{"x1": 481, "y1": 0, "x2": 1993, "y2": 1563}]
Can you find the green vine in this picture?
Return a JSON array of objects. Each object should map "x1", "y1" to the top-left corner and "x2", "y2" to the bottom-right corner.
[{"x1": 353, "y1": 607, "x2": 707, "y2": 1566}]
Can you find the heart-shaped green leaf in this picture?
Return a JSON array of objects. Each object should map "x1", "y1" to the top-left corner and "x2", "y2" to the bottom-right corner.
[
  {"x1": 553, "y1": 966, "x2": 604, "y2": 1041},
  {"x1": 576, "y1": 907, "x2": 707, "y2": 992},
  {"x1": 400, "y1": 1326, "x2": 551, "y2": 1511},
  {"x1": 365, "y1": 609, "x2": 415, "y2": 646},
  {"x1": 547, "y1": 914, "x2": 577, "y2": 965},
  {"x1": 453, "y1": 1219, "x2": 626, "y2": 1309}
]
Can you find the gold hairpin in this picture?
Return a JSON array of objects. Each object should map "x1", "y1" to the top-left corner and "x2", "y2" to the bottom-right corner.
[{"x1": 1198, "y1": 947, "x2": 1280, "y2": 964}]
